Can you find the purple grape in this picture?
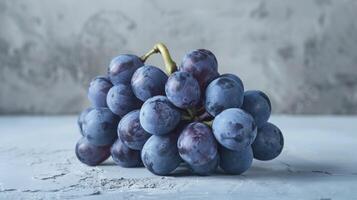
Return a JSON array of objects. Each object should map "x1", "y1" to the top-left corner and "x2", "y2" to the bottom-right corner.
[
  {"x1": 108, "y1": 54, "x2": 144, "y2": 85},
  {"x1": 180, "y1": 49, "x2": 219, "y2": 91},
  {"x1": 77, "y1": 107, "x2": 93, "y2": 136},
  {"x1": 106, "y1": 84, "x2": 141, "y2": 117},
  {"x1": 212, "y1": 108, "x2": 257, "y2": 151},
  {"x1": 139, "y1": 96, "x2": 181, "y2": 135},
  {"x1": 252, "y1": 122, "x2": 284, "y2": 161},
  {"x1": 205, "y1": 76, "x2": 244, "y2": 116},
  {"x1": 165, "y1": 71, "x2": 201, "y2": 109},
  {"x1": 221, "y1": 73, "x2": 244, "y2": 91},
  {"x1": 242, "y1": 90, "x2": 271, "y2": 127},
  {"x1": 190, "y1": 153, "x2": 219, "y2": 176},
  {"x1": 118, "y1": 110, "x2": 151, "y2": 150},
  {"x1": 131, "y1": 65, "x2": 168, "y2": 102},
  {"x1": 177, "y1": 122, "x2": 218, "y2": 166},
  {"x1": 75, "y1": 137, "x2": 111, "y2": 166},
  {"x1": 88, "y1": 76, "x2": 113, "y2": 108},
  {"x1": 83, "y1": 108, "x2": 120, "y2": 146},
  {"x1": 219, "y1": 146, "x2": 253, "y2": 175},
  {"x1": 111, "y1": 139, "x2": 142, "y2": 168},
  {"x1": 141, "y1": 132, "x2": 181, "y2": 176}
]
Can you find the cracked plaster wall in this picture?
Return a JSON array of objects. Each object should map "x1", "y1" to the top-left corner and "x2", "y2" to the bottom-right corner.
[{"x1": 1, "y1": 0, "x2": 357, "y2": 114}]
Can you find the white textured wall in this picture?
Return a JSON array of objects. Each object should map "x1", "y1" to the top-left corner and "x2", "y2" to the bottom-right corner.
[{"x1": 0, "y1": 0, "x2": 357, "y2": 114}]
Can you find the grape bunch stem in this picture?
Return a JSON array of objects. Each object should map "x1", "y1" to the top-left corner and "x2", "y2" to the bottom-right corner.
[
  {"x1": 141, "y1": 43, "x2": 213, "y2": 127},
  {"x1": 141, "y1": 43, "x2": 177, "y2": 75},
  {"x1": 203, "y1": 120, "x2": 213, "y2": 127}
]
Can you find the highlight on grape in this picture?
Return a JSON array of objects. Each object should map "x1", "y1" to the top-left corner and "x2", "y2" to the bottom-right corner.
[{"x1": 76, "y1": 43, "x2": 284, "y2": 176}]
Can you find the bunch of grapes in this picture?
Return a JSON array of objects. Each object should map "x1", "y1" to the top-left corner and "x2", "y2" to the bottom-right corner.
[{"x1": 76, "y1": 43, "x2": 284, "y2": 176}]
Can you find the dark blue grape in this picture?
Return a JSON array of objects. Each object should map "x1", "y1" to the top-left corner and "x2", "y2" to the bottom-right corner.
[
  {"x1": 205, "y1": 77, "x2": 244, "y2": 116},
  {"x1": 106, "y1": 84, "x2": 141, "y2": 117},
  {"x1": 252, "y1": 122, "x2": 284, "y2": 161},
  {"x1": 77, "y1": 107, "x2": 93, "y2": 136},
  {"x1": 180, "y1": 49, "x2": 219, "y2": 91},
  {"x1": 111, "y1": 139, "x2": 142, "y2": 167},
  {"x1": 190, "y1": 153, "x2": 219, "y2": 176},
  {"x1": 219, "y1": 146, "x2": 253, "y2": 175},
  {"x1": 83, "y1": 108, "x2": 120, "y2": 146},
  {"x1": 75, "y1": 137, "x2": 110, "y2": 166},
  {"x1": 131, "y1": 65, "x2": 168, "y2": 102},
  {"x1": 139, "y1": 96, "x2": 181, "y2": 135},
  {"x1": 88, "y1": 76, "x2": 113, "y2": 108},
  {"x1": 141, "y1": 133, "x2": 181, "y2": 175},
  {"x1": 212, "y1": 108, "x2": 257, "y2": 151},
  {"x1": 242, "y1": 90, "x2": 271, "y2": 127},
  {"x1": 221, "y1": 73, "x2": 244, "y2": 91},
  {"x1": 165, "y1": 71, "x2": 201, "y2": 109},
  {"x1": 108, "y1": 54, "x2": 144, "y2": 85},
  {"x1": 118, "y1": 110, "x2": 151, "y2": 150},
  {"x1": 177, "y1": 122, "x2": 218, "y2": 166}
]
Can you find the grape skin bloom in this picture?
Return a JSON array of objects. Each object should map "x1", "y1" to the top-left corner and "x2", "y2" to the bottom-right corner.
[
  {"x1": 88, "y1": 76, "x2": 113, "y2": 108},
  {"x1": 139, "y1": 96, "x2": 181, "y2": 135},
  {"x1": 212, "y1": 108, "x2": 257, "y2": 151},
  {"x1": 190, "y1": 153, "x2": 219, "y2": 176},
  {"x1": 178, "y1": 122, "x2": 218, "y2": 166},
  {"x1": 180, "y1": 49, "x2": 219, "y2": 91},
  {"x1": 205, "y1": 77, "x2": 244, "y2": 117},
  {"x1": 141, "y1": 134, "x2": 181, "y2": 175},
  {"x1": 118, "y1": 110, "x2": 151, "y2": 150},
  {"x1": 165, "y1": 71, "x2": 201, "y2": 109},
  {"x1": 111, "y1": 139, "x2": 142, "y2": 167},
  {"x1": 75, "y1": 137, "x2": 111, "y2": 166},
  {"x1": 83, "y1": 108, "x2": 120, "y2": 146},
  {"x1": 242, "y1": 90, "x2": 271, "y2": 127},
  {"x1": 252, "y1": 122, "x2": 284, "y2": 161},
  {"x1": 219, "y1": 146, "x2": 253, "y2": 175},
  {"x1": 106, "y1": 84, "x2": 141, "y2": 117},
  {"x1": 77, "y1": 107, "x2": 93, "y2": 136},
  {"x1": 131, "y1": 65, "x2": 168, "y2": 102},
  {"x1": 108, "y1": 54, "x2": 144, "y2": 85},
  {"x1": 220, "y1": 73, "x2": 244, "y2": 91}
]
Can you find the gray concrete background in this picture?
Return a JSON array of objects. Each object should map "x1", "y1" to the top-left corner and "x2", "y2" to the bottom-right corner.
[{"x1": 0, "y1": 0, "x2": 356, "y2": 115}]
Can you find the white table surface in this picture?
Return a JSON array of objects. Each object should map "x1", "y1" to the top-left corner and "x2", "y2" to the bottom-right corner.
[{"x1": 0, "y1": 116, "x2": 356, "y2": 200}]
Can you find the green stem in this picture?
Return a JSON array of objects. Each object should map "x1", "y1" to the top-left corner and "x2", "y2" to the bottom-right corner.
[
  {"x1": 181, "y1": 114, "x2": 192, "y2": 121},
  {"x1": 141, "y1": 43, "x2": 177, "y2": 75},
  {"x1": 187, "y1": 108, "x2": 196, "y2": 119},
  {"x1": 203, "y1": 120, "x2": 213, "y2": 127},
  {"x1": 196, "y1": 111, "x2": 211, "y2": 121}
]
